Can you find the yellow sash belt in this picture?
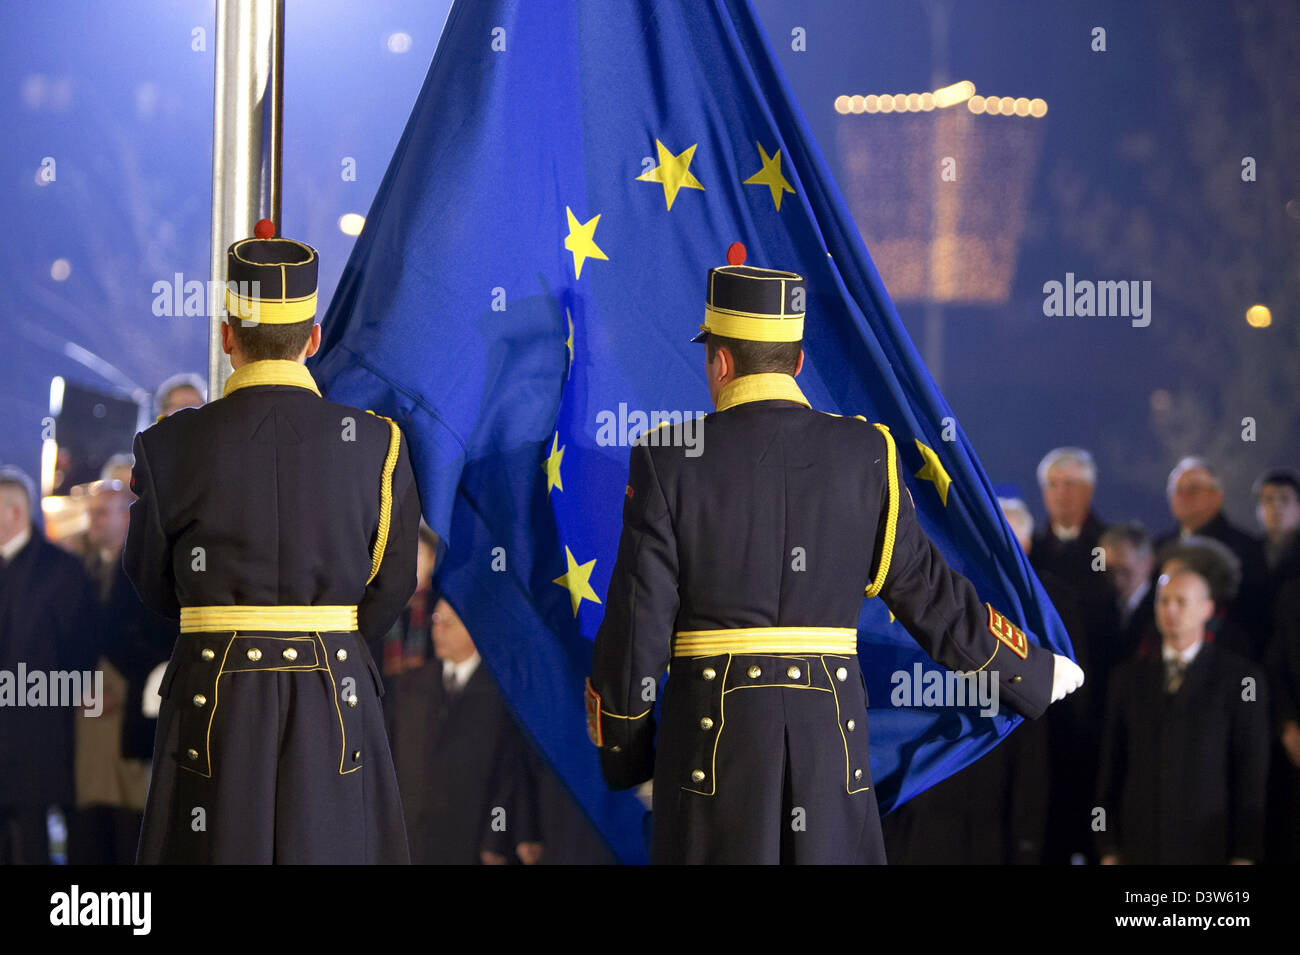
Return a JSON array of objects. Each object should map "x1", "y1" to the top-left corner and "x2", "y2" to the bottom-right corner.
[
  {"x1": 673, "y1": 626, "x2": 858, "y2": 657},
  {"x1": 179, "y1": 604, "x2": 358, "y2": 633}
]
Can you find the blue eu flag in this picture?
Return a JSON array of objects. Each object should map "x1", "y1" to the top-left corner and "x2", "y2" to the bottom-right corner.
[{"x1": 312, "y1": 0, "x2": 1073, "y2": 863}]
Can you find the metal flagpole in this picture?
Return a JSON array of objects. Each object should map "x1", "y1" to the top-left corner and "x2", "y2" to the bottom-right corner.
[{"x1": 208, "y1": 0, "x2": 284, "y2": 400}]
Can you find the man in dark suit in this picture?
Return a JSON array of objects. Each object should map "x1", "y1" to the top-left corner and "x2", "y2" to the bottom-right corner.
[
  {"x1": 1255, "y1": 468, "x2": 1300, "y2": 600},
  {"x1": 0, "y1": 466, "x2": 97, "y2": 863},
  {"x1": 388, "y1": 597, "x2": 543, "y2": 864},
  {"x1": 1030, "y1": 447, "x2": 1117, "y2": 676},
  {"x1": 1099, "y1": 523, "x2": 1156, "y2": 667},
  {"x1": 587, "y1": 258, "x2": 1084, "y2": 864},
  {"x1": 124, "y1": 229, "x2": 420, "y2": 864},
  {"x1": 1096, "y1": 567, "x2": 1269, "y2": 864},
  {"x1": 1155, "y1": 457, "x2": 1269, "y2": 660}
]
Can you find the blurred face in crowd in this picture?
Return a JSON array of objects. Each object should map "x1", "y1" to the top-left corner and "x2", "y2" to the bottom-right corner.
[
  {"x1": 1257, "y1": 482, "x2": 1300, "y2": 540},
  {"x1": 1155, "y1": 569, "x2": 1215, "y2": 650},
  {"x1": 1169, "y1": 466, "x2": 1222, "y2": 532},
  {"x1": 87, "y1": 488, "x2": 131, "y2": 555},
  {"x1": 0, "y1": 485, "x2": 31, "y2": 545},
  {"x1": 999, "y1": 504, "x2": 1033, "y2": 553},
  {"x1": 1041, "y1": 460, "x2": 1093, "y2": 530},
  {"x1": 432, "y1": 598, "x2": 477, "y2": 664},
  {"x1": 103, "y1": 464, "x2": 133, "y2": 489},
  {"x1": 415, "y1": 537, "x2": 437, "y2": 589},
  {"x1": 1103, "y1": 539, "x2": 1153, "y2": 603},
  {"x1": 162, "y1": 385, "x2": 204, "y2": 416}
]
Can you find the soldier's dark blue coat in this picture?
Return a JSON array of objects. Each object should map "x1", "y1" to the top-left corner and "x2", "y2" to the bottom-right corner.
[
  {"x1": 124, "y1": 365, "x2": 420, "y2": 863},
  {"x1": 590, "y1": 380, "x2": 1056, "y2": 864}
]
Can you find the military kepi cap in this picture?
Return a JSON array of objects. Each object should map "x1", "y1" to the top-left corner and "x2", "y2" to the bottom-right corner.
[
  {"x1": 225, "y1": 219, "x2": 319, "y2": 325},
  {"x1": 692, "y1": 242, "x2": 806, "y2": 343}
]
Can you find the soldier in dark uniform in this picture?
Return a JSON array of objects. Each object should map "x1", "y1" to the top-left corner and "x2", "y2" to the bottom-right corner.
[
  {"x1": 124, "y1": 228, "x2": 420, "y2": 863},
  {"x1": 586, "y1": 253, "x2": 1084, "y2": 864}
]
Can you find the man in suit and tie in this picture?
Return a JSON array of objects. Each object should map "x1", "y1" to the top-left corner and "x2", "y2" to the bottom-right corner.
[
  {"x1": 0, "y1": 466, "x2": 97, "y2": 863},
  {"x1": 388, "y1": 596, "x2": 544, "y2": 864},
  {"x1": 1155, "y1": 457, "x2": 1270, "y2": 660},
  {"x1": 1096, "y1": 566, "x2": 1269, "y2": 864}
]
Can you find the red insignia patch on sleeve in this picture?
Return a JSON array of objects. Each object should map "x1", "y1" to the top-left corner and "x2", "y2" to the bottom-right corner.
[
  {"x1": 625, "y1": 484, "x2": 634, "y2": 500},
  {"x1": 986, "y1": 604, "x2": 1029, "y2": 659},
  {"x1": 584, "y1": 677, "x2": 604, "y2": 747}
]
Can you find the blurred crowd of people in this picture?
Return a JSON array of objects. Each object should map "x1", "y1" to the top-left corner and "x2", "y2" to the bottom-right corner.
[
  {"x1": 3, "y1": 372, "x2": 1298, "y2": 864},
  {"x1": 884, "y1": 448, "x2": 1300, "y2": 865}
]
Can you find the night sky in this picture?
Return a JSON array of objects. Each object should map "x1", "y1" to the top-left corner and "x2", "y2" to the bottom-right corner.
[{"x1": 4, "y1": 0, "x2": 1295, "y2": 534}]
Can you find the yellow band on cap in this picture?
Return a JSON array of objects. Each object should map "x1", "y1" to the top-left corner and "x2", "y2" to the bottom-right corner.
[
  {"x1": 702, "y1": 305, "x2": 804, "y2": 342},
  {"x1": 226, "y1": 288, "x2": 318, "y2": 325}
]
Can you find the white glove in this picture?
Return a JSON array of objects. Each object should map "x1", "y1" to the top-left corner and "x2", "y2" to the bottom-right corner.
[{"x1": 1051, "y1": 654, "x2": 1085, "y2": 703}]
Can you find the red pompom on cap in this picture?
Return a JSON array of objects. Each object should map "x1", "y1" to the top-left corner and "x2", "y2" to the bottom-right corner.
[
  {"x1": 253, "y1": 218, "x2": 276, "y2": 239},
  {"x1": 726, "y1": 241, "x2": 747, "y2": 266}
]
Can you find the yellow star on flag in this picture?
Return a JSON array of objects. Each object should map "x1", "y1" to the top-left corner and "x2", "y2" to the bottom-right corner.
[
  {"x1": 743, "y1": 142, "x2": 795, "y2": 210},
  {"x1": 636, "y1": 139, "x2": 705, "y2": 210},
  {"x1": 914, "y1": 439, "x2": 953, "y2": 507},
  {"x1": 564, "y1": 206, "x2": 608, "y2": 279},
  {"x1": 553, "y1": 545, "x2": 601, "y2": 617},
  {"x1": 543, "y1": 432, "x2": 565, "y2": 495}
]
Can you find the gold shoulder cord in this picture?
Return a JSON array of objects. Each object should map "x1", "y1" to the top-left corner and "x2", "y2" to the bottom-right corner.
[
  {"x1": 365, "y1": 411, "x2": 402, "y2": 586},
  {"x1": 865, "y1": 422, "x2": 899, "y2": 598}
]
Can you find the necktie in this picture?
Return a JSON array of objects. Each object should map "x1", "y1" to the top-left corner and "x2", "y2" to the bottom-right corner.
[
  {"x1": 1165, "y1": 657, "x2": 1188, "y2": 695},
  {"x1": 443, "y1": 668, "x2": 460, "y2": 699}
]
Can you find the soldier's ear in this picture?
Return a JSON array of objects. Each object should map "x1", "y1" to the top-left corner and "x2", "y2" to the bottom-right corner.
[
  {"x1": 304, "y1": 323, "x2": 322, "y2": 359},
  {"x1": 794, "y1": 349, "x2": 805, "y2": 377},
  {"x1": 220, "y1": 321, "x2": 235, "y2": 356}
]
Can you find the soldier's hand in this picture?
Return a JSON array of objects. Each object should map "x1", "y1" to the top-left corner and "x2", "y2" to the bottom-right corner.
[
  {"x1": 1050, "y1": 654, "x2": 1084, "y2": 703},
  {"x1": 516, "y1": 841, "x2": 544, "y2": 865},
  {"x1": 1281, "y1": 721, "x2": 1300, "y2": 769}
]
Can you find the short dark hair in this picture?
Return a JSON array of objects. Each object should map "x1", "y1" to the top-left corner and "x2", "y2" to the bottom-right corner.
[
  {"x1": 1253, "y1": 467, "x2": 1300, "y2": 500},
  {"x1": 1157, "y1": 535, "x2": 1241, "y2": 605},
  {"x1": 227, "y1": 317, "x2": 315, "y2": 362},
  {"x1": 1099, "y1": 521, "x2": 1152, "y2": 556},
  {"x1": 705, "y1": 334, "x2": 801, "y2": 376}
]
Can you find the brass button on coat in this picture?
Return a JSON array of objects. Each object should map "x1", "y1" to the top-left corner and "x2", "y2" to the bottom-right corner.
[
  {"x1": 352, "y1": 750, "x2": 361, "y2": 761},
  {"x1": 200, "y1": 648, "x2": 215, "y2": 661},
  {"x1": 346, "y1": 695, "x2": 358, "y2": 708},
  {"x1": 691, "y1": 770, "x2": 706, "y2": 783},
  {"x1": 186, "y1": 748, "x2": 199, "y2": 760},
  {"x1": 282, "y1": 647, "x2": 298, "y2": 662},
  {"x1": 247, "y1": 647, "x2": 262, "y2": 662},
  {"x1": 854, "y1": 769, "x2": 863, "y2": 780},
  {"x1": 747, "y1": 666, "x2": 762, "y2": 679},
  {"x1": 835, "y1": 667, "x2": 848, "y2": 682},
  {"x1": 336, "y1": 649, "x2": 348, "y2": 662},
  {"x1": 700, "y1": 717, "x2": 714, "y2": 730},
  {"x1": 701, "y1": 667, "x2": 716, "y2": 681},
  {"x1": 1011, "y1": 675, "x2": 1022, "y2": 683},
  {"x1": 846, "y1": 719, "x2": 856, "y2": 731},
  {"x1": 786, "y1": 666, "x2": 801, "y2": 680},
  {"x1": 192, "y1": 694, "x2": 207, "y2": 708}
]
